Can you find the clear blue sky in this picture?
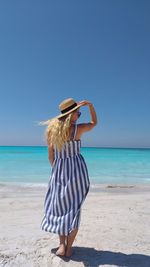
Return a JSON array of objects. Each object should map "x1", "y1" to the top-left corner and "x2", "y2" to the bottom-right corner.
[{"x1": 0, "y1": 0, "x2": 150, "y2": 148}]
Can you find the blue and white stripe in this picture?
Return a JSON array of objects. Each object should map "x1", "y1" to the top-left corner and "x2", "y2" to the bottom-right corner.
[{"x1": 40, "y1": 124, "x2": 90, "y2": 235}]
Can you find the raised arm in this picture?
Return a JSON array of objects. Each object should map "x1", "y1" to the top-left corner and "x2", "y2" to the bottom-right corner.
[{"x1": 77, "y1": 100, "x2": 98, "y2": 134}]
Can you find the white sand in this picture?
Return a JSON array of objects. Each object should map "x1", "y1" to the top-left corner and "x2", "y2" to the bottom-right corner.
[{"x1": 0, "y1": 182, "x2": 150, "y2": 267}]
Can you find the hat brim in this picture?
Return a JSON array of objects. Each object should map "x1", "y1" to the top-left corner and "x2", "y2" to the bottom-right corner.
[{"x1": 55, "y1": 103, "x2": 83, "y2": 119}]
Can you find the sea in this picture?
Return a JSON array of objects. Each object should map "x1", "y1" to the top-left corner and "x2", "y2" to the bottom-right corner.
[{"x1": 0, "y1": 146, "x2": 150, "y2": 186}]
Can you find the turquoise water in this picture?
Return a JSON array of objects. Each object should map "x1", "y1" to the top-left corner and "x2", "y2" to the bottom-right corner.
[{"x1": 0, "y1": 146, "x2": 150, "y2": 185}]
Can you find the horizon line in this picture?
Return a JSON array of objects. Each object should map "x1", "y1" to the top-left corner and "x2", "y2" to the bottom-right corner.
[{"x1": 0, "y1": 145, "x2": 150, "y2": 149}]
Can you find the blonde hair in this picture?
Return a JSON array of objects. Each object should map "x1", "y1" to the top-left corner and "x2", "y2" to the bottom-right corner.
[{"x1": 38, "y1": 113, "x2": 73, "y2": 150}]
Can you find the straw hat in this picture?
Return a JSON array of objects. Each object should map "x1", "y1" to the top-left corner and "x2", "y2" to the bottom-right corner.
[{"x1": 56, "y1": 98, "x2": 82, "y2": 119}]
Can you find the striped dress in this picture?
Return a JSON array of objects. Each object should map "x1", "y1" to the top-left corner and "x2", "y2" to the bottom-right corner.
[{"x1": 40, "y1": 123, "x2": 90, "y2": 236}]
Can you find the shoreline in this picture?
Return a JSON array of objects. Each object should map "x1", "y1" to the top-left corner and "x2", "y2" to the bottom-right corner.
[{"x1": 1, "y1": 181, "x2": 150, "y2": 195}]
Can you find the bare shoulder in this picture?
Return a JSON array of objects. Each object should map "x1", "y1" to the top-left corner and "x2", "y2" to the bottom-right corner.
[
  {"x1": 77, "y1": 122, "x2": 96, "y2": 134},
  {"x1": 47, "y1": 136, "x2": 54, "y2": 154},
  {"x1": 48, "y1": 142, "x2": 54, "y2": 153}
]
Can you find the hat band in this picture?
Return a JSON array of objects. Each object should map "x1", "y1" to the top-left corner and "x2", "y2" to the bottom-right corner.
[{"x1": 61, "y1": 103, "x2": 77, "y2": 114}]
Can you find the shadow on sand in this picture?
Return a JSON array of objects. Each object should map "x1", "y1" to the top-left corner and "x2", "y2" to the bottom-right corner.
[{"x1": 51, "y1": 246, "x2": 150, "y2": 267}]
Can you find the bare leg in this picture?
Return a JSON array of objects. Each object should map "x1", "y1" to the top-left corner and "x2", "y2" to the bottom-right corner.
[
  {"x1": 56, "y1": 235, "x2": 66, "y2": 256},
  {"x1": 65, "y1": 228, "x2": 78, "y2": 257}
]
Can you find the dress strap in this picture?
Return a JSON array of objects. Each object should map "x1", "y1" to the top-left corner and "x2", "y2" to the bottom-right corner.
[
  {"x1": 73, "y1": 124, "x2": 77, "y2": 140},
  {"x1": 70, "y1": 124, "x2": 77, "y2": 140},
  {"x1": 70, "y1": 124, "x2": 74, "y2": 140}
]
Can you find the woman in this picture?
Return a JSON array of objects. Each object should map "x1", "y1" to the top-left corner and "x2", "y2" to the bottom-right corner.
[{"x1": 40, "y1": 98, "x2": 97, "y2": 257}]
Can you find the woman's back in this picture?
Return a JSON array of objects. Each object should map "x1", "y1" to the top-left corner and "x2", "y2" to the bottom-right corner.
[{"x1": 54, "y1": 124, "x2": 81, "y2": 159}]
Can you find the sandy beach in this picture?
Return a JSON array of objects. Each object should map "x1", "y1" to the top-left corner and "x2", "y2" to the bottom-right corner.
[{"x1": 0, "y1": 182, "x2": 150, "y2": 267}]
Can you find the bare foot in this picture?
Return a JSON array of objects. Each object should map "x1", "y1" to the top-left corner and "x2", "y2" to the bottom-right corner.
[
  {"x1": 56, "y1": 244, "x2": 66, "y2": 256},
  {"x1": 65, "y1": 246, "x2": 73, "y2": 257}
]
